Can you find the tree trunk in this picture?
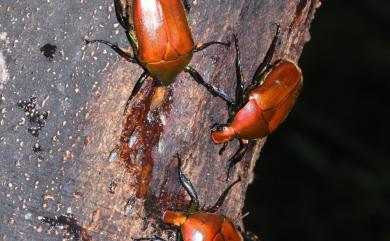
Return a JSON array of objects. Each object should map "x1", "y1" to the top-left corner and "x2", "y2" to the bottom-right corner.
[{"x1": 0, "y1": 0, "x2": 320, "y2": 240}]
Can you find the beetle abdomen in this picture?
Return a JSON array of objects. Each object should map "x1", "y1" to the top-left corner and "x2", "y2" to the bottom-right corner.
[
  {"x1": 159, "y1": 0, "x2": 193, "y2": 55},
  {"x1": 133, "y1": 0, "x2": 194, "y2": 84},
  {"x1": 250, "y1": 60, "x2": 302, "y2": 133},
  {"x1": 133, "y1": 0, "x2": 167, "y2": 63}
]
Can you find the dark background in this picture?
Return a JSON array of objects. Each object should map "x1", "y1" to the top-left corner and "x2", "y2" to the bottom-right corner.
[{"x1": 245, "y1": 1, "x2": 390, "y2": 241}]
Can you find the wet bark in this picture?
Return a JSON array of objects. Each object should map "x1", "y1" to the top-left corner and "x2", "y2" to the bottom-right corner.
[{"x1": 0, "y1": 0, "x2": 320, "y2": 240}]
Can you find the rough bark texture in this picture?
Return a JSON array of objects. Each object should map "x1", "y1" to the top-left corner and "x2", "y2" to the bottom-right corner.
[{"x1": 0, "y1": 0, "x2": 320, "y2": 240}]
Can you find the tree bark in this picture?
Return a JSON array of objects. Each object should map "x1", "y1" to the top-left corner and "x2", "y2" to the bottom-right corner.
[{"x1": 0, "y1": 0, "x2": 320, "y2": 240}]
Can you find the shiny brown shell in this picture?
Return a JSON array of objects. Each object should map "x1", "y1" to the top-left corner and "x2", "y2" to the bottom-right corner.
[
  {"x1": 133, "y1": 0, "x2": 194, "y2": 85},
  {"x1": 211, "y1": 60, "x2": 303, "y2": 143},
  {"x1": 163, "y1": 211, "x2": 243, "y2": 241}
]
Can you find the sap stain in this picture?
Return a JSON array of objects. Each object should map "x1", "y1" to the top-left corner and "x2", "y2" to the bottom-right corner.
[{"x1": 120, "y1": 78, "x2": 172, "y2": 199}]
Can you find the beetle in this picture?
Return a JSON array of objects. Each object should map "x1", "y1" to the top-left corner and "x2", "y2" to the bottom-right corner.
[
  {"x1": 192, "y1": 25, "x2": 303, "y2": 179},
  {"x1": 85, "y1": 0, "x2": 230, "y2": 112},
  {"x1": 135, "y1": 156, "x2": 259, "y2": 241}
]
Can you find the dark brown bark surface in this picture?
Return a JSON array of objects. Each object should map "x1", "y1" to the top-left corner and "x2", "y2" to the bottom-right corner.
[{"x1": 0, "y1": 0, "x2": 320, "y2": 240}]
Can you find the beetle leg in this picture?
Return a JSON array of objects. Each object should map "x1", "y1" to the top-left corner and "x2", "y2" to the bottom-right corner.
[
  {"x1": 114, "y1": 0, "x2": 130, "y2": 30},
  {"x1": 232, "y1": 34, "x2": 245, "y2": 111},
  {"x1": 226, "y1": 139, "x2": 250, "y2": 181},
  {"x1": 194, "y1": 41, "x2": 230, "y2": 52},
  {"x1": 219, "y1": 142, "x2": 228, "y2": 155},
  {"x1": 185, "y1": 66, "x2": 234, "y2": 106},
  {"x1": 123, "y1": 71, "x2": 150, "y2": 114},
  {"x1": 206, "y1": 177, "x2": 241, "y2": 212},
  {"x1": 126, "y1": 31, "x2": 139, "y2": 58},
  {"x1": 113, "y1": 0, "x2": 139, "y2": 57},
  {"x1": 176, "y1": 155, "x2": 200, "y2": 212},
  {"x1": 84, "y1": 39, "x2": 140, "y2": 65},
  {"x1": 251, "y1": 24, "x2": 281, "y2": 86}
]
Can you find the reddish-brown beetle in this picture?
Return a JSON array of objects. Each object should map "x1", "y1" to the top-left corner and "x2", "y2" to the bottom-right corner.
[
  {"x1": 85, "y1": 0, "x2": 230, "y2": 111},
  {"x1": 195, "y1": 26, "x2": 303, "y2": 179},
  {"x1": 135, "y1": 157, "x2": 259, "y2": 241}
]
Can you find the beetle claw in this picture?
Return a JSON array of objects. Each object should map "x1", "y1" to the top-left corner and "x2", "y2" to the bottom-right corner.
[{"x1": 218, "y1": 142, "x2": 228, "y2": 155}]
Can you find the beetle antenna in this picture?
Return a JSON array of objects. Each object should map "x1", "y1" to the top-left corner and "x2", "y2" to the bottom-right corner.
[
  {"x1": 207, "y1": 177, "x2": 241, "y2": 213},
  {"x1": 176, "y1": 156, "x2": 200, "y2": 211}
]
